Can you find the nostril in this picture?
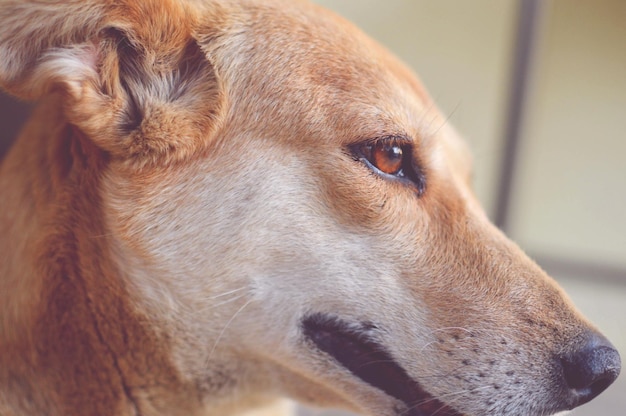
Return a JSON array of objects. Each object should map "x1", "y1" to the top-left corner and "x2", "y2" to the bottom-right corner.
[{"x1": 561, "y1": 334, "x2": 621, "y2": 407}]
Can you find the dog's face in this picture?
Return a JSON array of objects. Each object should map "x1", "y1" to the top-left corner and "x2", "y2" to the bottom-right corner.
[{"x1": 0, "y1": 0, "x2": 619, "y2": 415}]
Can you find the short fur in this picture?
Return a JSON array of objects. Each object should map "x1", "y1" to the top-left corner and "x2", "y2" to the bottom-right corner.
[{"x1": 0, "y1": 1, "x2": 619, "y2": 415}]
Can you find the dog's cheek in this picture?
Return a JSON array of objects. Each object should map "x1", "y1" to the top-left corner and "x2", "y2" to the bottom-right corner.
[{"x1": 313, "y1": 151, "x2": 428, "y2": 242}]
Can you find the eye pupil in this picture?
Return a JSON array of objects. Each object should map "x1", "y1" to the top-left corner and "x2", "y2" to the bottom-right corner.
[{"x1": 371, "y1": 143, "x2": 403, "y2": 175}]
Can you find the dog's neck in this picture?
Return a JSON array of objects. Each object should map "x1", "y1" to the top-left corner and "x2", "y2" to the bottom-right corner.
[{"x1": 0, "y1": 97, "x2": 214, "y2": 416}]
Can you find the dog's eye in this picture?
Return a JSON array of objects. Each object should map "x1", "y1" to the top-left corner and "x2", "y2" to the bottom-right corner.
[
  {"x1": 370, "y1": 142, "x2": 403, "y2": 175},
  {"x1": 350, "y1": 137, "x2": 425, "y2": 195}
]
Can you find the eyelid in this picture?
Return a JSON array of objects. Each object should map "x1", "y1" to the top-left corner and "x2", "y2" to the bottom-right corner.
[
  {"x1": 358, "y1": 135, "x2": 413, "y2": 148},
  {"x1": 348, "y1": 136, "x2": 426, "y2": 196},
  {"x1": 349, "y1": 135, "x2": 412, "y2": 161}
]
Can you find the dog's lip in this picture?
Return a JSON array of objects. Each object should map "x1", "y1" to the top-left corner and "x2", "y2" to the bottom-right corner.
[{"x1": 301, "y1": 314, "x2": 465, "y2": 416}]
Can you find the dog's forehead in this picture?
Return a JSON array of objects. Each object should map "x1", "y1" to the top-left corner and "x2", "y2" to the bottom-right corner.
[{"x1": 200, "y1": 0, "x2": 438, "y2": 146}]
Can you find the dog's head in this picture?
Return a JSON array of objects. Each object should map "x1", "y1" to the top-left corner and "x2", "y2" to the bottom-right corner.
[{"x1": 0, "y1": 0, "x2": 620, "y2": 415}]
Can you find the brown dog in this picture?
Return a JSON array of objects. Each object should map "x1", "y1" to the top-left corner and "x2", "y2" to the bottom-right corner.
[{"x1": 0, "y1": 0, "x2": 620, "y2": 415}]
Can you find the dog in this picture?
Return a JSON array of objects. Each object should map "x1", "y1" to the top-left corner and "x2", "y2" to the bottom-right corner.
[{"x1": 0, "y1": 0, "x2": 621, "y2": 415}]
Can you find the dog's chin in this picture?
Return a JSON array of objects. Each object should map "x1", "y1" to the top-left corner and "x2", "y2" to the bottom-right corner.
[{"x1": 302, "y1": 314, "x2": 464, "y2": 416}]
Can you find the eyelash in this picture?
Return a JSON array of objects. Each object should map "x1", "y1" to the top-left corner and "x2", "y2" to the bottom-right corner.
[{"x1": 349, "y1": 137, "x2": 426, "y2": 196}]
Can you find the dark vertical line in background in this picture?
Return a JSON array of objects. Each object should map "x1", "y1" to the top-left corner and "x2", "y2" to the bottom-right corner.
[
  {"x1": 0, "y1": 93, "x2": 32, "y2": 159},
  {"x1": 494, "y1": 0, "x2": 545, "y2": 231}
]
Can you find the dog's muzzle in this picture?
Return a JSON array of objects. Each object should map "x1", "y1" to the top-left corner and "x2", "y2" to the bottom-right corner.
[
  {"x1": 302, "y1": 314, "x2": 462, "y2": 416},
  {"x1": 302, "y1": 314, "x2": 621, "y2": 416}
]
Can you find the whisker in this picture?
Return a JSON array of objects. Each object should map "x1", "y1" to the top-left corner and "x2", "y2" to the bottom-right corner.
[
  {"x1": 402, "y1": 385, "x2": 492, "y2": 415},
  {"x1": 207, "y1": 299, "x2": 253, "y2": 360},
  {"x1": 209, "y1": 286, "x2": 248, "y2": 300},
  {"x1": 211, "y1": 293, "x2": 247, "y2": 308},
  {"x1": 193, "y1": 293, "x2": 248, "y2": 316},
  {"x1": 433, "y1": 101, "x2": 461, "y2": 136}
]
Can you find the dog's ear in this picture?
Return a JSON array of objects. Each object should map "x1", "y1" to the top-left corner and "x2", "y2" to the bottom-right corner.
[{"x1": 0, "y1": 0, "x2": 224, "y2": 164}]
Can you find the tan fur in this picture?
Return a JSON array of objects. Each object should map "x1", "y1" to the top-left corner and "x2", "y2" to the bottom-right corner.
[{"x1": 0, "y1": 1, "x2": 618, "y2": 415}]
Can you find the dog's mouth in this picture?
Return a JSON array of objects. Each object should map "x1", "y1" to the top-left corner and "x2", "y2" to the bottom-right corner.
[{"x1": 302, "y1": 314, "x2": 464, "y2": 416}]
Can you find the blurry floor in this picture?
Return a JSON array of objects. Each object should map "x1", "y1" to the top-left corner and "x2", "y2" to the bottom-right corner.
[{"x1": 296, "y1": 277, "x2": 626, "y2": 416}]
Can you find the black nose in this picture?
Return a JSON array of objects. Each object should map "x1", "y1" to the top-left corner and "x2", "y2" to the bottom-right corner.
[{"x1": 560, "y1": 331, "x2": 621, "y2": 407}]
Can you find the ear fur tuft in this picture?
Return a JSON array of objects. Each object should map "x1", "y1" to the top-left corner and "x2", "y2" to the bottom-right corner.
[{"x1": 0, "y1": 0, "x2": 225, "y2": 166}]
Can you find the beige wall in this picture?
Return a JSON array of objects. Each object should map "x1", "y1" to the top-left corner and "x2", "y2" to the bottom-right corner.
[{"x1": 510, "y1": 0, "x2": 626, "y2": 268}]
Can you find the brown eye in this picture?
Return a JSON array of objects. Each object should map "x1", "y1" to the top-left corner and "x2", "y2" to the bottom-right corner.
[
  {"x1": 371, "y1": 142, "x2": 403, "y2": 175},
  {"x1": 349, "y1": 136, "x2": 426, "y2": 196}
]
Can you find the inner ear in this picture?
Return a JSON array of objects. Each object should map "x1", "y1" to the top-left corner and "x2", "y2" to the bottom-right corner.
[
  {"x1": 104, "y1": 27, "x2": 212, "y2": 132},
  {"x1": 172, "y1": 41, "x2": 213, "y2": 102},
  {"x1": 102, "y1": 27, "x2": 145, "y2": 134},
  {"x1": 89, "y1": 27, "x2": 224, "y2": 165}
]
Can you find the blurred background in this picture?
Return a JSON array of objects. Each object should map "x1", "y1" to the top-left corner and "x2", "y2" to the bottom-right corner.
[{"x1": 0, "y1": 0, "x2": 624, "y2": 415}]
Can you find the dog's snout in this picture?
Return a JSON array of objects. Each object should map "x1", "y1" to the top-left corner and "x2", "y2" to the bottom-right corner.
[{"x1": 560, "y1": 331, "x2": 621, "y2": 407}]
